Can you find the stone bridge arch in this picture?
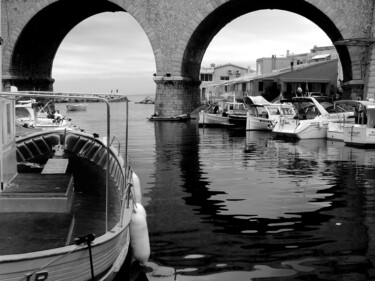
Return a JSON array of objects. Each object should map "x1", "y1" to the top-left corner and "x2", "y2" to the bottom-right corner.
[{"x1": 2, "y1": 0, "x2": 374, "y2": 116}]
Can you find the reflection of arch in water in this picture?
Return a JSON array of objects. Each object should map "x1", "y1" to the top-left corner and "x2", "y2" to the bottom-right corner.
[{"x1": 147, "y1": 124, "x2": 371, "y2": 276}]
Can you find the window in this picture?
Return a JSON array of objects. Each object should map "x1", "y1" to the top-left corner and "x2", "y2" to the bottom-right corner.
[
  {"x1": 258, "y1": 82, "x2": 264, "y2": 91},
  {"x1": 220, "y1": 76, "x2": 229, "y2": 81},
  {"x1": 200, "y1": 74, "x2": 213, "y2": 81}
]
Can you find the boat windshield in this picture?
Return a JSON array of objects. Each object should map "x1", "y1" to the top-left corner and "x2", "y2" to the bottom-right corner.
[{"x1": 15, "y1": 107, "x2": 32, "y2": 118}]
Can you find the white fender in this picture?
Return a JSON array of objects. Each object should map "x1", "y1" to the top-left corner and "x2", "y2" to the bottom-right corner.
[
  {"x1": 129, "y1": 203, "x2": 150, "y2": 265},
  {"x1": 132, "y1": 172, "x2": 142, "y2": 203}
]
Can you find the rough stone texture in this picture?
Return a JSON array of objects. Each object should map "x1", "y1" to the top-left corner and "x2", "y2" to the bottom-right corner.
[{"x1": 1, "y1": 0, "x2": 375, "y2": 114}]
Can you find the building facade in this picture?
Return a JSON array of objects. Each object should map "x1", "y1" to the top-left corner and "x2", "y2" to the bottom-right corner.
[{"x1": 199, "y1": 63, "x2": 250, "y2": 102}]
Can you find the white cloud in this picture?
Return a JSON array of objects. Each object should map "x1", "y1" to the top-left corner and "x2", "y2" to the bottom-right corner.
[{"x1": 53, "y1": 9, "x2": 332, "y2": 94}]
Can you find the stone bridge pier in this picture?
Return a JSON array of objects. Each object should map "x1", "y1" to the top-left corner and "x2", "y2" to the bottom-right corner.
[
  {"x1": 153, "y1": 77, "x2": 201, "y2": 117},
  {"x1": 1, "y1": 0, "x2": 375, "y2": 115}
]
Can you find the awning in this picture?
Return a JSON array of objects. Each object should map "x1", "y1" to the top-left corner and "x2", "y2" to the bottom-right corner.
[{"x1": 310, "y1": 54, "x2": 330, "y2": 60}]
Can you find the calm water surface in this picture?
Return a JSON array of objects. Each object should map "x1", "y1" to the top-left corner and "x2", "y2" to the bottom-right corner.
[{"x1": 57, "y1": 98, "x2": 375, "y2": 281}]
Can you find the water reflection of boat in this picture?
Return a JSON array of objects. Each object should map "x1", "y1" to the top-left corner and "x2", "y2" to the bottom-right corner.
[{"x1": 0, "y1": 92, "x2": 150, "y2": 280}]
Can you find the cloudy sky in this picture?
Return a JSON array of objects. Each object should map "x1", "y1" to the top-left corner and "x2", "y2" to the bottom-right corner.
[{"x1": 52, "y1": 10, "x2": 332, "y2": 96}]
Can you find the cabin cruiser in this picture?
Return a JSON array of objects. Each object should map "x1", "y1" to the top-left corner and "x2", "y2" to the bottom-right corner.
[
  {"x1": 340, "y1": 100, "x2": 375, "y2": 147},
  {"x1": 326, "y1": 100, "x2": 359, "y2": 141},
  {"x1": 246, "y1": 103, "x2": 296, "y2": 131},
  {"x1": 272, "y1": 97, "x2": 353, "y2": 139}
]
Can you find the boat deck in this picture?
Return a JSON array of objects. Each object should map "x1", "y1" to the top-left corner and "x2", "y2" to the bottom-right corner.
[{"x1": 0, "y1": 156, "x2": 121, "y2": 255}]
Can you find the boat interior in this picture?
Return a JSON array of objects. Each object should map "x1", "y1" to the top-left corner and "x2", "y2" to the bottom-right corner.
[{"x1": 0, "y1": 130, "x2": 125, "y2": 255}]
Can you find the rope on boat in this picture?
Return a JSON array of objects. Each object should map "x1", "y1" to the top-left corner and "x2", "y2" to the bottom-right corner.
[
  {"x1": 74, "y1": 234, "x2": 96, "y2": 281},
  {"x1": 21, "y1": 244, "x2": 84, "y2": 281}
]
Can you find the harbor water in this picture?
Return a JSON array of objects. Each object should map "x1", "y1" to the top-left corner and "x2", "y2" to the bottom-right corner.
[{"x1": 56, "y1": 98, "x2": 375, "y2": 281}]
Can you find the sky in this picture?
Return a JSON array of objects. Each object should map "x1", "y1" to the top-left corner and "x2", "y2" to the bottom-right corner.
[{"x1": 52, "y1": 10, "x2": 332, "y2": 96}]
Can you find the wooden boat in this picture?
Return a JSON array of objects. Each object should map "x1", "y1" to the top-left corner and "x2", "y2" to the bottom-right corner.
[
  {"x1": 272, "y1": 97, "x2": 353, "y2": 139},
  {"x1": 198, "y1": 103, "x2": 231, "y2": 127},
  {"x1": 226, "y1": 101, "x2": 248, "y2": 127},
  {"x1": 16, "y1": 99, "x2": 73, "y2": 129},
  {"x1": 342, "y1": 101, "x2": 375, "y2": 147},
  {"x1": 66, "y1": 103, "x2": 88, "y2": 111},
  {"x1": 0, "y1": 92, "x2": 150, "y2": 281},
  {"x1": 148, "y1": 113, "x2": 190, "y2": 121}
]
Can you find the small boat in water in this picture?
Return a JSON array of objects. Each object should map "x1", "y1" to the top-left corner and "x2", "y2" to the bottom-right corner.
[
  {"x1": 198, "y1": 102, "x2": 232, "y2": 127},
  {"x1": 66, "y1": 103, "x2": 88, "y2": 111},
  {"x1": 0, "y1": 91, "x2": 150, "y2": 280},
  {"x1": 273, "y1": 97, "x2": 353, "y2": 139},
  {"x1": 135, "y1": 96, "x2": 155, "y2": 104},
  {"x1": 148, "y1": 113, "x2": 190, "y2": 121},
  {"x1": 341, "y1": 100, "x2": 375, "y2": 147}
]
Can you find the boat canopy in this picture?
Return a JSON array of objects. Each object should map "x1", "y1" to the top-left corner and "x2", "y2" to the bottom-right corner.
[{"x1": 244, "y1": 96, "x2": 270, "y2": 105}]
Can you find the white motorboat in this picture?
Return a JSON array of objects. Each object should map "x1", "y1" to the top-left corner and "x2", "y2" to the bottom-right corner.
[
  {"x1": 0, "y1": 92, "x2": 150, "y2": 280},
  {"x1": 246, "y1": 103, "x2": 296, "y2": 131},
  {"x1": 272, "y1": 97, "x2": 353, "y2": 139},
  {"x1": 326, "y1": 100, "x2": 359, "y2": 141},
  {"x1": 342, "y1": 101, "x2": 375, "y2": 147},
  {"x1": 16, "y1": 99, "x2": 73, "y2": 129}
]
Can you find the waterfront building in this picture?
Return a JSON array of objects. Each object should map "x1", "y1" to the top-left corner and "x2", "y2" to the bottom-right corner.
[
  {"x1": 199, "y1": 63, "x2": 251, "y2": 102},
  {"x1": 202, "y1": 45, "x2": 342, "y2": 103}
]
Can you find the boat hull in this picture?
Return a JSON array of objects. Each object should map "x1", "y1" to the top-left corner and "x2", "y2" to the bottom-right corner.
[
  {"x1": 66, "y1": 104, "x2": 87, "y2": 111},
  {"x1": 198, "y1": 111, "x2": 231, "y2": 127},
  {"x1": 246, "y1": 116, "x2": 273, "y2": 131},
  {"x1": 228, "y1": 114, "x2": 247, "y2": 127},
  {"x1": 273, "y1": 118, "x2": 328, "y2": 139},
  {"x1": 343, "y1": 125, "x2": 375, "y2": 148}
]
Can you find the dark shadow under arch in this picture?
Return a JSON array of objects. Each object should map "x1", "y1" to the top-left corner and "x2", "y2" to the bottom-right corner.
[
  {"x1": 11, "y1": 0, "x2": 125, "y2": 82},
  {"x1": 182, "y1": 0, "x2": 351, "y2": 82}
]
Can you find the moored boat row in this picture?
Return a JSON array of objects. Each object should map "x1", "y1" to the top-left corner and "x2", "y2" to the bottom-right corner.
[{"x1": 199, "y1": 95, "x2": 375, "y2": 148}]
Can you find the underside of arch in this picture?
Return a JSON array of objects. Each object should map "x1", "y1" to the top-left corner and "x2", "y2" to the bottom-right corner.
[
  {"x1": 11, "y1": 0, "x2": 125, "y2": 82},
  {"x1": 182, "y1": 0, "x2": 351, "y2": 82}
]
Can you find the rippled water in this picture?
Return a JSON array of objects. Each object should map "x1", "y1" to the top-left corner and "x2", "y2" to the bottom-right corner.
[{"x1": 57, "y1": 99, "x2": 375, "y2": 281}]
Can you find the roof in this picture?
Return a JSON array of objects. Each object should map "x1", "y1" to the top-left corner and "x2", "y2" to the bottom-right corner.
[
  {"x1": 213, "y1": 63, "x2": 247, "y2": 70},
  {"x1": 200, "y1": 68, "x2": 214, "y2": 74},
  {"x1": 241, "y1": 59, "x2": 338, "y2": 82}
]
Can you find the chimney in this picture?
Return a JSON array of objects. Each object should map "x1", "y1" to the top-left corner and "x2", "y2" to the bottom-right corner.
[{"x1": 286, "y1": 50, "x2": 290, "y2": 57}]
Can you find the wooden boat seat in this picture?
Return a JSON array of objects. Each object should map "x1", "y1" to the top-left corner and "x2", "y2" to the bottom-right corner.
[{"x1": 0, "y1": 166, "x2": 74, "y2": 213}]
